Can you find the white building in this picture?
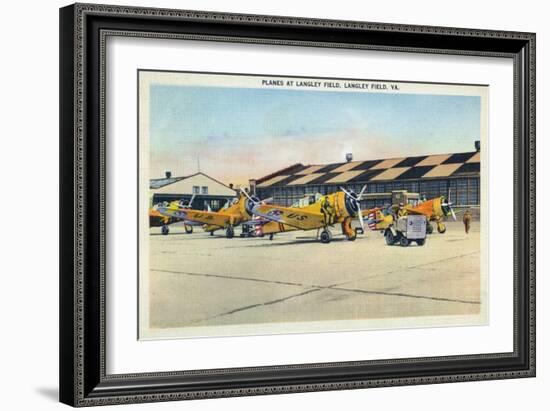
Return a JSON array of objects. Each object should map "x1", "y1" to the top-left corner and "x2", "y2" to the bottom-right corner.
[{"x1": 150, "y1": 172, "x2": 237, "y2": 211}]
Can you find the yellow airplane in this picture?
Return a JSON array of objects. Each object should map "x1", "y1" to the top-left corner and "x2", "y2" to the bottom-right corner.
[
  {"x1": 149, "y1": 194, "x2": 199, "y2": 235},
  {"x1": 247, "y1": 194, "x2": 319, "y2": 240},
  {"x1": 366, "y1": 196, "x2": 456, "y2": 234},
  {"x1": 249, "y1": 186, "x2": 368, "y2": 243},
  {"x1": 156, "y1": 189, "x2": 269, "y2": 238}
]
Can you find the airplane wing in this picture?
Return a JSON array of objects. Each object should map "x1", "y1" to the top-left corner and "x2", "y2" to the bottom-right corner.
[
  {"x1": 156, "y1": 207, "x2": 230, "y2": 228},
  {"x1": 403, "y1": 208, "x2": 426, "y2": 216},
  {"x1": 251, "y1": 204, "x2": 325, "y2": 230}
]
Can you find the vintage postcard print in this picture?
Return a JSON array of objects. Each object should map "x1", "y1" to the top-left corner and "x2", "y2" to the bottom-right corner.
[{"x1": 138, "y1": 71, "x2": 488, "y2": 340}]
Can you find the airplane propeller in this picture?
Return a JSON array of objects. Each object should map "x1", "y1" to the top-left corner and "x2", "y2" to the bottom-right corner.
[
  {"x1": 240, "y1": 187, "x2": 272, "y2": 214},
  {"x1": 187, "y1": 193, "x2": 196, "y2": 208},
  {"x1": 176, "y1": 193, "x2": 196, "y2": 209},
  {"x1": 340, "y1": 185, "x2": 367, "y2": 233},
  {"x1": 441, "y1": 199, "x2": 457, "y2": 221}
]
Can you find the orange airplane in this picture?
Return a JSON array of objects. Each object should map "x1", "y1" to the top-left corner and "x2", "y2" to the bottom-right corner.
[
  {"x1": 249, "y1": 186, "x2": 368, "y2": 243},
  {"x1": 366, "y1": 196, "x2": 456, "y2": 234},
  {"x1": 408, "y1": 196, "x2": 456, "y2": 233}
]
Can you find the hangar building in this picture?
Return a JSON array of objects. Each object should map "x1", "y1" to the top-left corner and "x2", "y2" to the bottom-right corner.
[
  {"x1": 252, "y1": 145, "x2": 480, "y2": 210},
  {"x1": 150, "y1": 172, "x2": 236, "y2": 211}
]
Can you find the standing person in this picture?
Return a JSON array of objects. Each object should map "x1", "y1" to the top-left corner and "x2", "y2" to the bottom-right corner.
[{"x1": 463, "y1": 209, "x2": 472, "y2": 234}]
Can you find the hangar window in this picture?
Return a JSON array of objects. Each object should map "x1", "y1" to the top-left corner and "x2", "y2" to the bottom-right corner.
[
  {"x1": 403, "y1": 181, "x2": 419, "y2": 193},
  {"x1": 201, "y1": 186, "x2": 208, "y2": 194},
  {"x1": 467, "y1": 178, "x2": 479, "y2": 205},
  {"x1": 449, "y1": 179, "x2": 457, "y2": 203},
  {"x1": 192, "y1": 186, "x2": 200, "y2": 194},
  {"x1": 457, "y1": 179, "x2": 468, "y2": 205},
  {"x1": 420, "y1": 180, "x2": 448, "y2": 200}
]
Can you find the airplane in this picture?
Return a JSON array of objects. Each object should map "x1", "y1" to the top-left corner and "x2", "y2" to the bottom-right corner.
[
  {"x1": 408, "y1": 196, "x2": 457, "y2": 233},
  {"x1": 246, "y1": 193, "x2": 320, "y2": 240},
  {"x1": 149, "y1": 194, "x2": 199, "y2": 235},
  {"x1": 249, "y1": 186, "x2": 368, "y2": 244},
  {"x1": 364, "y1": 196, "x2": 456, "y2": 234},
  {"x1": 155, "y1": 189, "x2": 270, "y2": 238}
]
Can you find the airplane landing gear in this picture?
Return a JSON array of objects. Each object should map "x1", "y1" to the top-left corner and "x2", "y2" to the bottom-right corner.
[
  {"x1": 426, "y1": 223, "x2": 434, "y2": 234},
  {"x1": 161, "y1": 225, "x2": 169, "y2": 235},
  {"x1": 210, "y1": 231, "x2": 214, "y2": 236},
  {"x1": 341, "y1": 218, "x2": 356, "y2": 241},
  {"x1": 184, "y1": 224, "x2": 193, "y2": 234},
  {"x1": 269, "y1": 233, "x2": 274, "y2": 241},
  {"x1": 437, "y1": 222, "x2": 446, "y2": 233},
  {"x1": 385, "y1": 229, "x2": 396, "y2": 245},
  {"x1": 320, "y1": 229, "x2": 332, "y2": 244},
  {"x1": 346, "y1": 230, "x2": 357, "y2": 241},
  {"x1": 226, "y1": 226, "x2": 235, "y2": 239}
]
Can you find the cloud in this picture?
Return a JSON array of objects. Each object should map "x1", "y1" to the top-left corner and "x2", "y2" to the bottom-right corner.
[{"x1": 150, "y1": 127, "x2": 414, "y2": 186}]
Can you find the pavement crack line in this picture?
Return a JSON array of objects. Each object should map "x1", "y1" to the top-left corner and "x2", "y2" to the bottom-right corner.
[
  {"x1": 151, "y1": 268, "x2": 307, "y2": 288},
  {"x1": 329, "y1": 286, "x2": 480, "y2": 305},
  {"x1": 188, "y1": 288, "x2": 322, "y2": 325}
]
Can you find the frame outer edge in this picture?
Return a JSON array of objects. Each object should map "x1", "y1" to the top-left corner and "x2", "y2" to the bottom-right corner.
[
  {"x1": 527, "y1": 33, "x2": 536, "y2": 376},
  {"x1": 75, "y1": 2, "x2": 534, "y2": 39},
  {"x1": 63, "y1": 2, "x2": 537, "y2": 406},
  {"x1": 59, "y1": 3, "x2": 77, "y2": 407}
]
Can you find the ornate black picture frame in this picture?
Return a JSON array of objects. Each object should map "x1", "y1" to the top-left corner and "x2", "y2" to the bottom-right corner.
[{"x1": 59, "y1": 3, "x2": 535, "y2": 407}]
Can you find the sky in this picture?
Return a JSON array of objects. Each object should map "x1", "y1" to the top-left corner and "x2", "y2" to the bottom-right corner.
[{"x1": 149, "y1": 84, "x2": 481, "y2": 186}]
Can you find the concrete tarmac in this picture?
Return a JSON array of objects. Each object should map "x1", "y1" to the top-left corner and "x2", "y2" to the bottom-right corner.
[{"x1": 147, "y1": 221, "x2": 482, "y2": 333}]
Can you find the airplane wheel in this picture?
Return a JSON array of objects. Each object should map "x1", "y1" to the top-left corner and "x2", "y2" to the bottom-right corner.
[
  {"x1": 226, "y1": 226, "x2": 235, "y2": 239},
  {"x1": 400, "y1": 237, "x2": 410, "y2": 247},
  {"x1": 161, "y1": 225, "x2": 169, "y2": 235},
  {"x1": 320, "y1": 230, "x2": 332, "y2": 244},
  {"x1": 210, "y1": 231, "x2": 214, "y2": 236},
  {"x1": 347, "y1": 233, "x2": 357, "y2": 241},
  {"x1": 269, "y1": 234, "x2": 274, "y2": 241},
  {"x1": 437, "y1": 223, "x2": 446, "y2": 234},
  {"x1": 426, "y1": 223, "x2": 434, "y2": 234},
  {"x1": 416, "y1": 238, "x2": 426, "y2": 246},
  {"x1": 184, "y1": 225, "x2": 193, "y2": 234},
  {"x1": 385, "y1": 230, "x2": 395, "y2": 246}
]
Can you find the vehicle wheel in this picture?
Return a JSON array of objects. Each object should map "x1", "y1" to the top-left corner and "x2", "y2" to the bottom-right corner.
[
  {"x1": 320, "y1": 229, "x2": 332, "y2": 244},
  {"x1": 385, "y1": 229, "x2": 395, "y2": 246},
  {"x1": 226, "y1": 226, "x2": 234, "y2": 239},
  {"x1": 437, "y1": 223, "x2": 446, "y2": 234},
  {"x1": 161, "y1": 225, "x2": 169, "y2": 235},
  {"x1": 416, "y1": 238, "x2": 426, "y2": 246},
  {"x1": 184, "y1": 224, "x2": 193, "y2": 234},
  {"x1": 426, "y1": 223, "x2": 434, "y2": 234},
  {"x1": 400, "y1": 237, "x2": 410, "y2": 247},
  {"x1": 269, "y1": 234, "x2": 274, "y2": 241},
  {"x1": 347, "y1": 233, "x2": 357, "y2": 241}
]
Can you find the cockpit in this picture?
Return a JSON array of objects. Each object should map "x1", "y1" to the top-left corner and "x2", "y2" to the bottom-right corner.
[
  {"x1": 291, "y1": 193, "x2": 323, "y2": 208},
  {"x1": 222, "y1": 198, "x2": 239, "y2": 209}
]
